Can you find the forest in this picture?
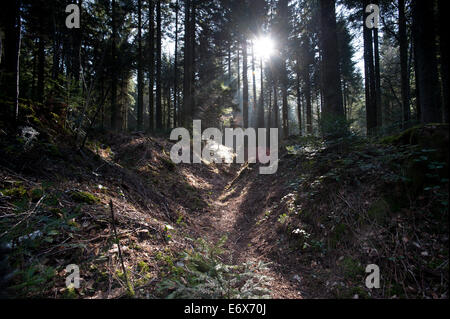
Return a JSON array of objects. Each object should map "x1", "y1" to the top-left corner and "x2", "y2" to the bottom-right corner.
[{"x1": 0, "y1": 0, "x2": 448, "y2": 301}]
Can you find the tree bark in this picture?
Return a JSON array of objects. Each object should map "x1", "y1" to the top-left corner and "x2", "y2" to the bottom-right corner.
[
  {"x1": 258, "y1": 57, "x2": 265, "y2": 129},
  {"x1": 398, "y1": 0, "x2": 411, "y2": 125},
  {"x1": 273, "y1": 81, "x2": 278, "y2": 130},
  {"x1": 190, "y1": 1, "x2": 196, "y2": 119},
  {"x1": 37, "y1": 18, "x2": 45, "y2": 104},
  {"x1": 137, "y1": 0, "x2": 144, "y2": 131},
  {"x1": 242, "y1": 39, "x2": 249, "y2": 128},
  {"x1": 1, "y1": 0, "x2": 21, "y2": 125},
  {"x1": 111, "y1": 0, "x2": 118, "y2": 130},
  {"x1": 363, "y1": 0, "x2": 377, "y2": 135},
  {"x1": 281, "y1": 58, "x2": 289, "y2": 138},
  {"x1": 373, "y1": 18, "x2": 382, "y2": 127},
  {"x1": 183, "y1": 0, "x2": 193, "y2": 126},
  {"x1": 71, "y1": 0, "x2": 83, "y2": 84},
  {"x1": 412, "y1": 0, "x2": 442, "y2": 123},
  {"x1": 148, "y1": 0, "x2": 155, "y2": 131},
  {"x1": 438, "y1": 0, "x2": 449, "y2": 123},
  {"x1": 319, "y1": 0, "x2": 344, "y2": 130},
  {"x1": 251, "y1": 42, "x2": 257, "y2": 128},
  {"x1": 156, "y1": 0, "x2": 162, "y2": 130},
  {"x1": 237, "y1": 44, "x2": 241, "y2": 114},
  {"x1": 296, "y1": 70, "x2": 302, "y2": 136},
  {"x1": 173, "y1": 0, "x2": 179, "y2": 127}
]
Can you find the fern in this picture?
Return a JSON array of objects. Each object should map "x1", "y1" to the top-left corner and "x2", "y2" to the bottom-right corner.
[{"x1": 157, "y1": 236, "x2": 272, "y2": 299}]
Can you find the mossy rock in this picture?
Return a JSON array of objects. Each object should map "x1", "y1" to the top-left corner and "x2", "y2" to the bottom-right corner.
[
  {"x1": 367, "y1": 198, "x2": 390, "y2": 224},
  {"x1": 379, "y1": 125, "x2": 423, "y2": 145},
  {"x1": 70, "y1": 191, "x2": 100, "y2": 204},
  {"x1": 380, "y1": 124, "x2": 449, "y2": 163}
]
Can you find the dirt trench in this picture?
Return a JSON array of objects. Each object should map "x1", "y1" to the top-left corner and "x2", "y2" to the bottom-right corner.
[{"x1": 185, "y1": 162, "x2": 304, "y2": 299}]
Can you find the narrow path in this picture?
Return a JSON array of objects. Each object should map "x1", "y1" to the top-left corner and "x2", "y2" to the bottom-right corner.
[{"x1": 192, "y1": 163, "x2": 303, "y2": 299}]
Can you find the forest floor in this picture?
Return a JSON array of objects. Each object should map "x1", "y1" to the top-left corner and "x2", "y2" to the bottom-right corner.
[
  {"x1": 186, "y1": 159, "x2": 304, "y2": 299},
  {"x1": 0, "y1": 121, "x2": 448, "y2": 299}
]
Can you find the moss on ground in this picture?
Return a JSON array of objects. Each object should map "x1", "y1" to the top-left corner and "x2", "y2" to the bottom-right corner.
[{"x1": 70, "y1": 191, "x2": 100, "y2": 204}]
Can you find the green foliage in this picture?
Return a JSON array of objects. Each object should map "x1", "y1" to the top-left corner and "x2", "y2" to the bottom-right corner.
[
  {"x1": 30, "y1": 188, "x2": 44, "y2": 202},
  {"x1": 340, "y1": 257, "x2": 364, "y2": 279},
  {"x1": 63, "y1": 287, "x2": 78, "y2": 299},
  {"x1": 319, "y1": 114, "x2": 353, "y2": 140},
  {"x1": 69, "y1": 191, "x2": 100, "y2": 204},
  {"x1": 1, "y1": 186, "x2": 27, "y2": 199},
  {"x1": 9, "y1": 264, "x2": 56, "y2": 297},
  {"x1": 277, "y1": 213, "x2": 289, "y2": 225},
  {"x1": 157, "y1": 236, "x2": 272, "y2": 299}
]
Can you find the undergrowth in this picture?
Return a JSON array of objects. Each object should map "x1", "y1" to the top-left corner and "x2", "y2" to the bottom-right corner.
[{"x1": 157, "y1": 236, "x2": 273, "y2": 299}]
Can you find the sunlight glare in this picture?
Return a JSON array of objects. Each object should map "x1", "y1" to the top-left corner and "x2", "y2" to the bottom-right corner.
[{"x1": 253, "y1": 36, "x2": 275, "y2": 60}]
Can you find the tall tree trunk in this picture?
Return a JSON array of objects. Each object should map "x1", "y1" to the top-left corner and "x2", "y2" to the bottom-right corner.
[
  {"x1": 1, "y1": 0, "x2": 21, "y2": 125},
  {"x1": 296, "y1": 70, "x2": 302, "y2": 136},
  {"x1": 228, "y1": 44, "x2": 232, "y2": 83},
  {"x1": 303, "y1": 62, "x2": 313, "y2": 134},
  {"x1": 342, "y1": 77, "x2": 348, "y2": 119},
  {"x1": 166, "y1": 87, "x2": 171, "y2": 128},
  {"x1": 111, "y1": 0, "x2": 118, "y2": 130},
  {"x1": 273, "y1": 82, "x2": 278, "y2": 130},
  {"x1": 156, "y1": 0, "x2": 162, "y2": 130},
  {"x1": 148, "y1": 0, "x2": 155, "y2": 131},
  {"x1": 242, "y1": 39, "x2": 249, "y2": 128},
  {"x1": 413, "y1": 46, "x2": 421, "y2": 121},
  {"x1": 258, "y1": 57, "x2": 265, "y2": 129},
  {"x1": 251, "y1": 42, "x2": 257, "y2": 128},
  {"x1": 183, "y1": 0, "x2": 193, "y2": 126},
  {"x1": 412, "y1": 0, "x2": 442, "y2": 123},
  {"x1": 438, "y1": 0, "x2": 449, "y2": 123},
  {"x1": 37, "y1": 21, "x2": 45, "y2": 104},
  {"x1": 71, "y1": 0, "x2": 82, "y2": 84},
  {"x1": 237, "y1": 44, "x2": 241, "y2": 113},
  {"x1": 190, "y1": 1, "x2": 196, "y2": 120},
  {"x1": 363, "y1": 0, "x2": 377, "y2": 135},
  {"x1": 398, "y1": 0, "x2": 411, "y2": 125},
  {"x1": 31, "y1": 40, "x2": 38, "y2": 100},
  {"x1": 137, "y1": 0, "x2": 144, "y2": 131},
  {"x1": 173, "y1": 0, "x2": 179, "y2": 127},
  {"x1": 281, "y1": 59, "x2": 289, "y2": 138},
  {"x1": 373, "y1": 16, "x2": 382, "y2": 127},
  {"x1": 267, "y1": 81, "x2": 272, "y2": 129},
  {"x1": 51, "y1": 7, "x2": 60, "y2": 82},
  {"x1": 266, "y1": 80, "x2": 272, "y2": 130},
  {"x1": 319, "y1": 0, "x2": 344, "y2": 133}
]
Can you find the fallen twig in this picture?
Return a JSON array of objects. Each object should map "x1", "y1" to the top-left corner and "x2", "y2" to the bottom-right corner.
[
  {"x1": 0, "y1": 195, "x2": 46, "y2": 239},
  {"x1": 109, "y1": 199, "x2": 132, "y2": 295}
]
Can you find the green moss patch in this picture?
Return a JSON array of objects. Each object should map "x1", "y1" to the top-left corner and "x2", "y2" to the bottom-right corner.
[
  {"x1": 1, "y1": 186, "x2": 28, "y2": 199},
  {"x1": 69, "y1": 191, "x2": 100, "y2": 204}
]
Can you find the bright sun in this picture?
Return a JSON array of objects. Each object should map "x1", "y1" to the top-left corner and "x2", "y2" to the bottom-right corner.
[{"x1": 253, "y1": 36, "x2": 275, "y2": 60}]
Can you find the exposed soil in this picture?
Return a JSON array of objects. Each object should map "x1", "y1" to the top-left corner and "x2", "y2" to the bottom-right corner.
[
  {"x1": 190, "y1": 162, "x2": 303, "y2": 299},
  {"x1": 1, "y1": 127, "x2": 448, "y2": 299}
]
